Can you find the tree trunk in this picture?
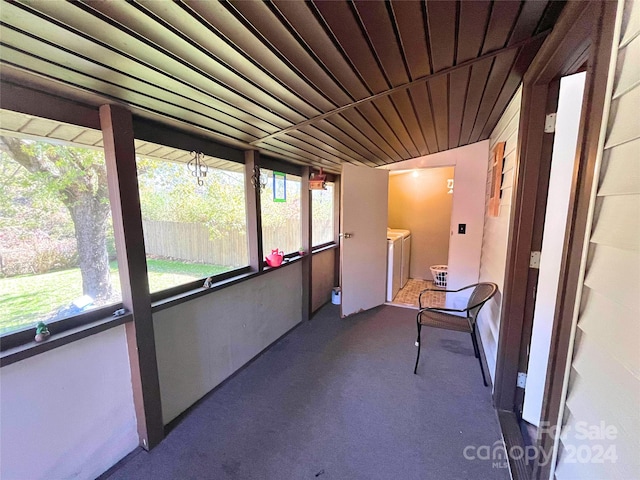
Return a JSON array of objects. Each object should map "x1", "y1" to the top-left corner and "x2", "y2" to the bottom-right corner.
[{"x1": 68, "y1": 193, "x2": 113, "y2": 301}]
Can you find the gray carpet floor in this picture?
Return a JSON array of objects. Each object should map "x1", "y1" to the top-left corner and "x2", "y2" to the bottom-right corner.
[{"x1": 106, "y1": 304, "x2": 509, "y2": 480}]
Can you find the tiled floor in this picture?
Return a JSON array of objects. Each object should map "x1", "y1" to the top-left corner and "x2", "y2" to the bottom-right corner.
[{"x1": 391, "y1": 278, "x2": 445, "y2": 308}]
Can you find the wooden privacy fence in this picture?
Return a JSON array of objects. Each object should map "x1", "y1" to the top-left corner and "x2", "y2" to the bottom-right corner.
[{"x1": 142, "y1": 220, "x2": 330, "y2": 267}]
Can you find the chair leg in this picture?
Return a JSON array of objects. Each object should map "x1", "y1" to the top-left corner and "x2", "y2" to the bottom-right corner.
[
  {"x1": 470, "y1": 331, "x2": 480, "y2": 358},
  {"x1": 413, "y1": 323, "x2": 422, "y2": 374},
  {"x1": 470, "y1": 326, "x2": 488, "y2": 387}
]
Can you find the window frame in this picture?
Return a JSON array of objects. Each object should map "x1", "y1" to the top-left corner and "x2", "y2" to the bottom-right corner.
[
  {"x1": 0, "y1": 105, "x2": 340, "y2": 366},
  {"x1": 135, "y1": 148, "x2": 250, "y2": 298}
]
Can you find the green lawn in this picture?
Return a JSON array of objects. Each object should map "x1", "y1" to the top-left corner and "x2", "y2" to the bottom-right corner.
[{"x1": 0, "y1": 259, "x2": 232, "y2": 335}]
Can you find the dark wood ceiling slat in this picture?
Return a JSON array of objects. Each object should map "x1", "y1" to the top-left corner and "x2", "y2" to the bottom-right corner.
[
  {"x1": 469, "y1": 50, "x2": 518, "y2": 143},
  {"x1": 0, "y1": 0, "x2": 566, "y2": 169},
  {"x1": 458, "y1": 58, "x2": 493, "y2": 145},
  {"x1": 1, "y1": 2, "x2": 290, "y2": 131},
  {"x1": 477, "y1": 3, "x2": 553, "y2": 141},
  {"x1": 448, "y1": 68, "x2": 470, "y2": 149},
  {"x1": 353, "y1": 1, "x2": 408, "y2": 88},
  {"x1": 389, "y1": 1, "x2": 430, "y2": 80},
  {"x1": 87, "y1": 0, "x2": 318, "y2": 120},
  {"x1": 509, "y1": 1, "x2": 550, "y2": 45},
  {"x1": 140, "y1": 1, "x2": 332, "y2": 117},
  {"x1": 311, "y1": 0, "x2": 387, "y2": 94},
  {"x1": 389, "y1": 91, "x2": 428, "y2": 155},
  {"x1": 223, "y1": 0, "x2": 351, "y2": 109},
  {"x1": 339, "y1": 109, "x2": 402, "y2": 162},
  {"x1": 481, "y1": 1, "x2": 522, "y2": 53},
  {"x1": 271, "y1": 0, "x2": 370, "y2": 101},
  {"x1": 296, "y1": 124, "x2": 381, "y2": 167},
  {"x1": 358, "y1": 102, "x2": 410, "y2": 158},
  {"x1": 374, "y1": 97, "x2": 419, "y2": 157},
  {"x1": 459, "y1": 1, "x2": 523, "y2": 145},
  {"x1": 479, "y1": 38, "x2": 545, "y2": 140},
  {"x1": 1, "y1": 47, "x2": 259, "y2": 144},
  {"x1": 260, "y1": 142, "x2": 316, "y2": 166},
  {"x1": 267, "y1": 136, "x2": 343, "y2": 169},
  {"x1": 22, "y1": 1, "x2": 306, "y2": 125},
  {"x1": 281, "y1": 132, "x2": 365, "y2": 168},
  {"x1": 1, "y1": 28, "x2": 273, "y2": 139},
  {"x1": 326, "y1": 116, "x2": 395, "y2": 163},
  {"x1": 408, "y1": 85, "x2": 439, "y2": 154},
  {"x1": 457, "y1": 1, "x2": 492, "y2": 63},
  {"x1": 287, "y1": 129, "x2": 373, "y2": 168},
  {"x1": 425, "y1": 0, "x2": 457, "y2": 72},
  {"x1": 427, "y1": 76, "x2": 449, "y2": 152}
]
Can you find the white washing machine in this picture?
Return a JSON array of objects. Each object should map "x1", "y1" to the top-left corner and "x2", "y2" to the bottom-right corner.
[
  {"x1": 388, "y1": 228, "x2": 411, "y2": 288},
  {"x1": 386, "y1": 233, "x2": 403, "y2": 302}
]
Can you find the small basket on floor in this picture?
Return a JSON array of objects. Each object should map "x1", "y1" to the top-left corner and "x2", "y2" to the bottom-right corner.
[{"x1": 430, "y1": 265, "x2": 448, "y2": 288}]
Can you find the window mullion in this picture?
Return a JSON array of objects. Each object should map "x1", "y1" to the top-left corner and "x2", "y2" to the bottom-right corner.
[
  {"x1": 244, "y1": 150, "x2": 264, "y2": 272},
  {"x1": 100, "y1": 104, "x2": 164, "y2": 451}
]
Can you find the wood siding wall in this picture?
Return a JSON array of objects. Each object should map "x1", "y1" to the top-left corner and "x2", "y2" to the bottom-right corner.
[
  {"x1": 477, "y1": 86, "x2": 522, "y2": 382},
  {"x1": 554, "y1": 1, "x2": 640, "y2": 478}
]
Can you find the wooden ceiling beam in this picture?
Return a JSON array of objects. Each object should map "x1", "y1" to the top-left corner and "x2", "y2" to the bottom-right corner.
[{"x1": 250, "y1": 29, "x2": 550, "y2": 147}]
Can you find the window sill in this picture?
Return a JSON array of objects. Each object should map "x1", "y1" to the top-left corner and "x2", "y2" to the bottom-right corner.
[
  {"x1": 0, "y1": 253, "x2": 310, "y2": 366},
  {"x1": 151, "y1": 255, "x2": 304, "y2": 313},
  {"x1": 312, "y1": 243, "x2": 338, "y2": 254},
  {"x1": 0, "y1": 312, "x2": 132, "y2": 367}
]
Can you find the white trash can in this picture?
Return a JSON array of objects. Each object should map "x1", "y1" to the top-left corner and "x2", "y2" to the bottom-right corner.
[{"x1": 331, "y1": 287, "x2": 342, "y2": 305}]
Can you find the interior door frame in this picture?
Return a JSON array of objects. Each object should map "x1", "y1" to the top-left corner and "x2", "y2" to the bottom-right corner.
[{"x1": 491, "y1": 2, "x2": 618, "y2": 479}]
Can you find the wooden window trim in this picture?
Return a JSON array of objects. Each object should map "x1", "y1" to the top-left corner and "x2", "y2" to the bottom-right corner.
[
  {"x1": 488, "y1": 142, "x2": 505, "y2": 217},
  {"x1": 489, "y1": 142, "x2": 506, "y2": 217}
]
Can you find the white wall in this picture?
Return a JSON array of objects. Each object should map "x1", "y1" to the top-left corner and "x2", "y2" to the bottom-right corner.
[
  {"x1": 154, "y1": 263, "x2": 302, "y2": 424},
  {"x1": 0, "y1": 326, "x2": 138, "y2": 480},
  {"x1": 381, "y1": 140, "x2": 490, "y2": 307},
  {"x1": 522, "y1": 72, "x2": 586, "y2": 426},
  {"x1": 477, "y1": 86, "x2": 522, "y2": 382}
]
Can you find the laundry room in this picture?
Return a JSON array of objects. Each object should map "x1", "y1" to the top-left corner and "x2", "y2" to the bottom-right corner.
[
  {"x1": 381, "y1": 141, "x2": 490, "y2": 309},
  {"x1": 386, "y1": 166, "x2": 454, "y2": 306}
]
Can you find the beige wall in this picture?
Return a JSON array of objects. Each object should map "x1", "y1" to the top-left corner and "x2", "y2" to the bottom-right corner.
[
  {"x1": 388, "y1": 167, "x2": 454, "y2": 280},
  {"x1": 153, "y1": 263, "x2": 302, "y2": 424}
]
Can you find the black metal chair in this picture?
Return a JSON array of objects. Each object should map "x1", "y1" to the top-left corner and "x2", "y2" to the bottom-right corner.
[{"x1": 413, "y1": 282, "x2": 498, "y2": 386}]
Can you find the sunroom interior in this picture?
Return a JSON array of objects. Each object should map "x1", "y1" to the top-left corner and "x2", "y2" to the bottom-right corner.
[{"x1": 2, "y1": 1, "x2": 638, "y2": 480}]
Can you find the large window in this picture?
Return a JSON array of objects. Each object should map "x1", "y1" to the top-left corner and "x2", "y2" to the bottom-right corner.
[
  {"x1": 312, "y1": 182, "x2": 335, "y2": 247},
  {"x1": 0, "y1": 132, "x2": 122, "y2": 335},
  {"x1": 136, "y1": 147, "x2": 248, "y2": 293},
  {"x1": 260, "y1": 169, "x2": 301, "y2": 256}
]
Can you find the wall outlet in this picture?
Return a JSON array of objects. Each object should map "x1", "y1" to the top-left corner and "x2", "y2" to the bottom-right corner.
[{"x1": 458, "y1": 224, "x2": 466, "y2": 234}]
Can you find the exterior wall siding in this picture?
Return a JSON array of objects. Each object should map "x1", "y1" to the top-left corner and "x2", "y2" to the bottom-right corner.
[
  {"x1": 554, "y1": 1, "x2": 640, "y2": 478},
  {"x1": 477, "y1": 86, "x2": 522, "y2": 383}
]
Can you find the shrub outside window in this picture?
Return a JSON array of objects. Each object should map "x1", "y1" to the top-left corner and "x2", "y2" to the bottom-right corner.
[
  {"x1": 136, "y1": 147, "x2": 248, "y2": 293},
  {"x1": 260, "y1": 169, "x2": 301, "y2": 256},
  {"x1": 0, "y1": 133, "x2": 122, "y2": 335},
  {"x1": 312, "y1": 182, "x2": 335, "y2": 247}
]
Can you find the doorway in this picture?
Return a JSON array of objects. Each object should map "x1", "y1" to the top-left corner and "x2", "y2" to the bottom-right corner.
[
  {"x1": 386, "y1": 167, "x2": 454, "y2": 308},
  {"x1": 519, "y1": 71, "x2": 587, "y2": 446}
]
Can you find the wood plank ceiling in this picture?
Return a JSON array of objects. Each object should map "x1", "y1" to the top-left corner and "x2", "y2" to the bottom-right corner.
[{"x1": 0, "y1": 0, "x2": 565, "y2": 173}]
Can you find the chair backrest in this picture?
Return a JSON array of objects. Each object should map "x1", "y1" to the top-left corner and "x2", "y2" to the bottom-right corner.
[{"x1": 466, "y1": 282, "x2": 498, "y2": 319}]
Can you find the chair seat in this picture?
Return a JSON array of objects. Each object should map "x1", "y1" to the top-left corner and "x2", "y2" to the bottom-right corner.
[{"x1": 418, "y1": 309, "x2": 471, "y2": 333}]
